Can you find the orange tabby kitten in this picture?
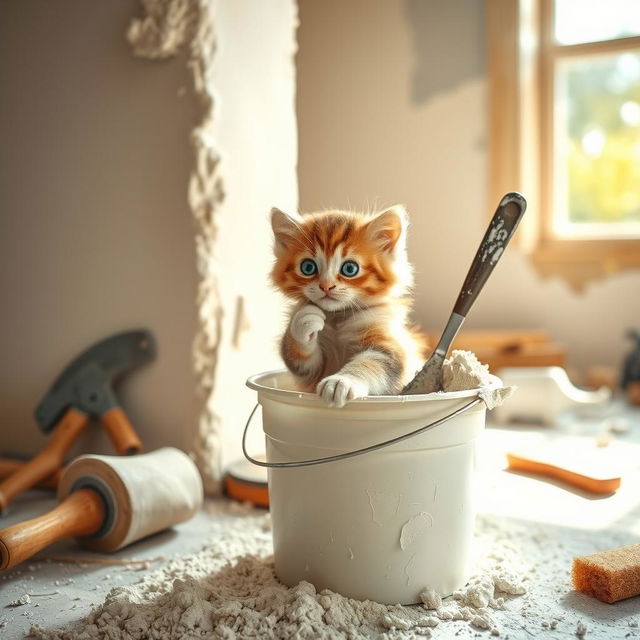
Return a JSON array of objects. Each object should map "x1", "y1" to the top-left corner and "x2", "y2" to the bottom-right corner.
[{"x1": 270, "y1": 206, "x2": 427, "y2": 407}]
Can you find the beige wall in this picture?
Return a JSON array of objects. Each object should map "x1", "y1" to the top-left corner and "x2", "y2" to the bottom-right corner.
[
  {"x1": 296, "y1": 0, "x2": 640, "y2": 375},
  {"x1": 0, "y1": 0, "x2": 200, "y2": 459},
  {"x1": 0, "y1": 0, "x2": 298, "y2": 471}
]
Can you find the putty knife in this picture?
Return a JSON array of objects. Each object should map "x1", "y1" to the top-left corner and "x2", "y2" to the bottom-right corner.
[{"x1": 402, "y1": 192, "x2": 527, "y2": 394}]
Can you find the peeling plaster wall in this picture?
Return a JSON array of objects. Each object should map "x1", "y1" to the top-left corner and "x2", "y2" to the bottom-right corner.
[
  {"x1": 0, "y1": 0, "x2": 298, "y2": 483},
  {"x1": 0, "y1": 1, "x2": 200, "y2": 459},
  {"x1": 296, "y1": 0, "x2": 640, "y2": 374},
  {"x1": 128, "y1": 0, "x2": 298, "y2": 484}
]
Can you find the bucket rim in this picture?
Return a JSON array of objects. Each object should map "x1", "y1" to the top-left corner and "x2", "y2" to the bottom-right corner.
[{"x1": 246, "y1": 368, "x2": 502, "y2": 405}]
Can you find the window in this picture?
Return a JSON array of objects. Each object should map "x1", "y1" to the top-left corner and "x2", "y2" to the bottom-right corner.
[{"x1": 488, "y1": 0, "x2": 640, "y2": 291}]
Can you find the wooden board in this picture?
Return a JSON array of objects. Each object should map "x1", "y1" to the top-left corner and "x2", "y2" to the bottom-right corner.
[{"x1": 424, "y1": 329, "x2": 566, "y2": 373}]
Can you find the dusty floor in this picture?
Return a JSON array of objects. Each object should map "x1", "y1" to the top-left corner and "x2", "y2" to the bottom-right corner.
[
  {"x1": 0, "y1": 494, "x2": 241, "y2": 637},
  {"x1": 1, "y1": 402, "x2": 640, "y2": 639}
]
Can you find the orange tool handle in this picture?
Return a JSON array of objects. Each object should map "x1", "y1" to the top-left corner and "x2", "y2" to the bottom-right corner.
[
  {"x1": 0, "y1": 409, "x2": 89, "y2": 512},
  {"x1": 0, "y1": 489, "x2": 105, "y2": 570},
  {"x1": 101, "y1": 407, "x2": 142, "y2": 455},
  {"x1": 506, "y1": 452, "x2": 621, "y2": 495},
  {"x1": 0, "y1": 459, "x2": 62, "y2": 490}
]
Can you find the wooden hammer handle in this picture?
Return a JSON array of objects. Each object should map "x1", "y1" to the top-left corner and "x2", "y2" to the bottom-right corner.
[
  {"x1": 101, "y1": 408, "x2": 143, "y2": 455},
  {"x1": 0, "y1": 459, "x2": 62, "y2": 490},
  {"x1": 0, "y1": 488, "x2": 105, "y2": 570},
  {"x1": 0, "y1": 409, "x2": 89, "y2": 512}
]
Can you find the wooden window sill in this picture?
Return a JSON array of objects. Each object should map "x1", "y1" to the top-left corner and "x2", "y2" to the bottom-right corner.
[{"x1": 530, "y1": 239, "x2": 640, "y2": 291}]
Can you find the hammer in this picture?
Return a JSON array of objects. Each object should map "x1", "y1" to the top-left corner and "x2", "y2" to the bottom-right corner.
[
  {"x1": 0, "y1": 330, "x2": 155, "y2": 512},
  {"x1": 0, "y1": 448, "x2": 203, "y2": 569}
]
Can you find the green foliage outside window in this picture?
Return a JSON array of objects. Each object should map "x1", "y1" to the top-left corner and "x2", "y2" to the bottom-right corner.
[{"x1": 562, "y1": 53, "x2": 640, "y2": 224}]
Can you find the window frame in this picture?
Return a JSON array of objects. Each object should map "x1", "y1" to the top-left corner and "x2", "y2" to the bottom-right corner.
[{"x1": 487, "y1": 0, "x2": 640, "y2": 292}]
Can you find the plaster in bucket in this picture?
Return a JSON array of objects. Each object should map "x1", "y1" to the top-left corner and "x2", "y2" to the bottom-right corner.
[{"x1": 246, "y1": 367, "x2": 504, "y2": 605}]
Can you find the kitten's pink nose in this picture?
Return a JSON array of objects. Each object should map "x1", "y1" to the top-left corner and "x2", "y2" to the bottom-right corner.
[{"x1": 319, "y1": 283, "x2": 336, "y2": 294}]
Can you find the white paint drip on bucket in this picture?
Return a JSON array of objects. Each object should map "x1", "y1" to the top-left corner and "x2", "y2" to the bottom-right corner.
[
  {"x1": 246, "y1": 369, "x2": 501, "y2": 605},
  {"x1": 399, "y1": 512, "x2": 433, "y2": 550}
]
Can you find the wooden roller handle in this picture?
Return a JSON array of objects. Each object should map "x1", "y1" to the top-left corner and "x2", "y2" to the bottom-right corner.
[
  {"x1": 0, "y1": 409, "x2": 89, "y2": 512},
  {"x1": 0, "y1": 489, "x2": 105, "y2": 570},
  {"x1": 0, "y1": 459, "x2": 62, "y2": 490},
  {"x1": 101, "y1": 407, "x2": 143, "y2": 455}
]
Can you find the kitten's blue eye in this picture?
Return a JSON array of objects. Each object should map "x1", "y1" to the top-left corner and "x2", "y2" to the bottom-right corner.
[
  {"x1": 340, "y1": 260, "x2": 359, "y2": 277},
  {"x1": 300, "y1": 259, "x2": 318, "y2": 276}
]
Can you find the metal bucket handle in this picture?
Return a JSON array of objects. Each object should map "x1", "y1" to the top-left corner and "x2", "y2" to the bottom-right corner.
[{"x1": 242, "y1": 397, "x2": 483, "y2": 469}]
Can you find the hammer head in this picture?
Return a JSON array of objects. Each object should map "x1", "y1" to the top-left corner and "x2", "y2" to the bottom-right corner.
[{"x1": 34, "y1": 330, "x2": 156, "y2": 433}]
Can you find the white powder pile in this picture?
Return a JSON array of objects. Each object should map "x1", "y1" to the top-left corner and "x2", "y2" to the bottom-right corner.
[
  {"x1": 9, "y1": 593, "x2": 31, "y2": 607},
  {"x1": 29, "y1": 506, "x2": 528, "y2": 640},
  {"x1": 441, "y1": 350, "x2": 492, "y2": 393},
  {"x1": 442, "y1": 350, "x2": 516, "y2": 410},
  {"x1": 420, "y1": 568, "x2": 526, "y2": 636}
]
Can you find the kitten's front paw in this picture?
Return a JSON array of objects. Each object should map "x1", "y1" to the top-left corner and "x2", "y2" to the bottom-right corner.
[
  {"x1": 291, "y1": 304, "x2": 326, "y2": 345},
  {"x1": 317, "y1": 374, "x2": 369, "y2": 408}
]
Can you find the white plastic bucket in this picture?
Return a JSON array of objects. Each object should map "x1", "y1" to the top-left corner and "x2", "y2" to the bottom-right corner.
[{"x1": 246, "y1": 369, "x2": 499, "y2": 605}]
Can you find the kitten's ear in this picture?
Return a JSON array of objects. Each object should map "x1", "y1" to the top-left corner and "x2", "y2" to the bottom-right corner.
[
  {"x1": 270, "y1": 207, "x2": 300, "y2": 252},
  {"x1": 365, "y1": 205, "x2": 407, "y2": 252}
]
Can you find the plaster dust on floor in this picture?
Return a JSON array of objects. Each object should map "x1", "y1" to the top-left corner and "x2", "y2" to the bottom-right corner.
[
  {"x1": 0, "y1": 494, "x2": 633, "y2": 639},
  {"x1": 24, "y1": 502, "x2": 525, "y2": 639},
  {"x1": 19, "y1": 498, "x2": 625, "y2": 640}
]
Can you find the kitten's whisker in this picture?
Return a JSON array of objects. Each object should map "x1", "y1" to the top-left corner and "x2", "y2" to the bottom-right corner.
[
  {"x1": 347, "y1": 298, "x2": 366, "y2": 321},
  {"x1": 347, "y1": 300, "x2": 358, "y2": 321}
]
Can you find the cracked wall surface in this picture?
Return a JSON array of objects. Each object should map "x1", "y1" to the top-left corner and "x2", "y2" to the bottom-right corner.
[{"x1": 129, "y1": 0, "x2": 298, "y2": 490}]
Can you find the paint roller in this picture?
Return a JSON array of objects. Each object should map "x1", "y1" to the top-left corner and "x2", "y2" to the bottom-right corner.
[{"x1": 0, "y1": 447, "x2": 203, "y2": 569}]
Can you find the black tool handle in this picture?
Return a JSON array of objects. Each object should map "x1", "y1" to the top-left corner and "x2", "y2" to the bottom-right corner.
[{"x1": 453, "y1": 192, "x2": 526, "y2": 317}]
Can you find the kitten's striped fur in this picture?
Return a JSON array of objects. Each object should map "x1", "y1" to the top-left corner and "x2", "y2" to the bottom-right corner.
[{"x1": 270, "y1": 206, "x2": 427, "y2": 407}]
